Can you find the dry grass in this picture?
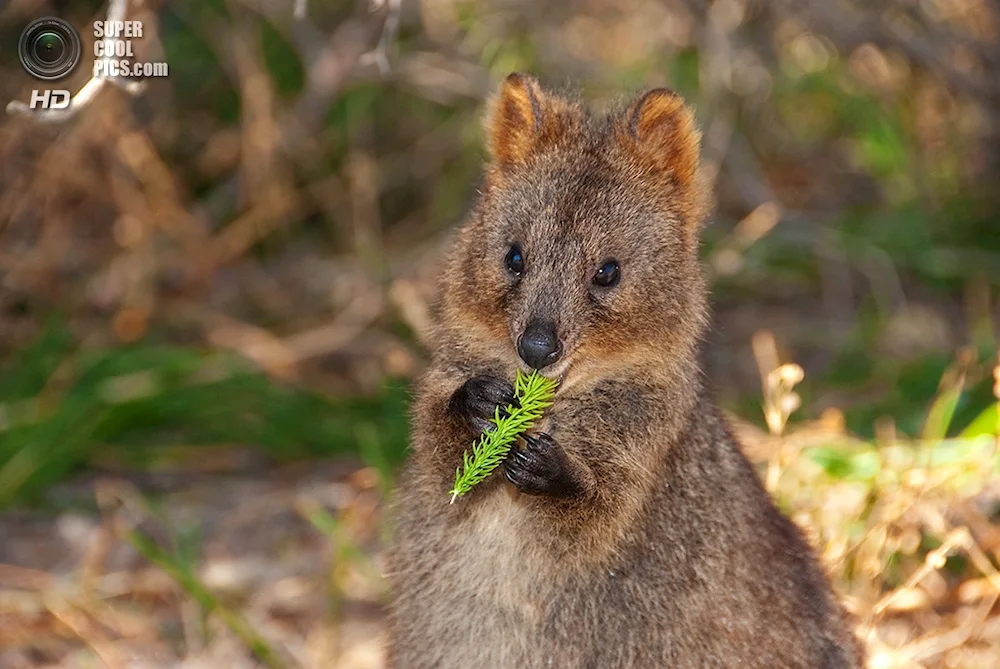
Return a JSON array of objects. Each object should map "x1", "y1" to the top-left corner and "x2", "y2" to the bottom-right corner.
[{"x1": 740, "y1": 332, "x2": 1000, "y2": 669}]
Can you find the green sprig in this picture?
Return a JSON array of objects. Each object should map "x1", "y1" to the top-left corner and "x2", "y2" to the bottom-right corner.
[{"x1": 448, "y1": 370, "x2": 559, "y2": 503}]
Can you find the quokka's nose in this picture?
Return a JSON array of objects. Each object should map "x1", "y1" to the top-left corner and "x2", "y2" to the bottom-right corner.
[{"x1": 517, "y1": 320, "x2": 563, "y2": 369}]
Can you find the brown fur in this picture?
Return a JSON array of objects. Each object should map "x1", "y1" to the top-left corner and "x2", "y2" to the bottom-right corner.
[{"x1": 386, "y1": 74, "x2": 864, "y2": 669}]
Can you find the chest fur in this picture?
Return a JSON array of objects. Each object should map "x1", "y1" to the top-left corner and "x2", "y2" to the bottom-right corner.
[
  {"x1": 442, "y1": 489, "x2": 546, "y2": 609},
  {"x1": 402, "y1": 488, "x2": 557, "y2": 666}
]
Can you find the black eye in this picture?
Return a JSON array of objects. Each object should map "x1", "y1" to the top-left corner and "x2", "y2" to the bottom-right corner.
[
  {"x1": 505, "y1": 244, "x2": 525, "y2": 276},
  {"x1": 593, "y1": 259, "x2": 620, "y2": 287}
]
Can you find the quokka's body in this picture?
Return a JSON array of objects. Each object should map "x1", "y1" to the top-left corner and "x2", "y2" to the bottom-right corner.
[{"x1": 386, "y1": 74, "x2": 863, "y2": 669}]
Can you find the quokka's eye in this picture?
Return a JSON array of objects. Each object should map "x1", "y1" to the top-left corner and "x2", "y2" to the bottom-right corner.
[
  {"x1": 593, "y1": 259, "x2": 620, "y2": 288},
  {"x1": 505, "y1": 244, "x2": 525, "y2": 276}
]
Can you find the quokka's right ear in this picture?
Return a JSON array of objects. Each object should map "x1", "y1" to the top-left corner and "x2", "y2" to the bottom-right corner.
[
  {"x1": 485, "y1": 73, "x2": 580, "y2": 169},
  {"x1": 620, "y1": 88, "x2": 701, "y2": 191},
  {"x1": 615, "y1": 88, "x2": 708, "y2": 243}
]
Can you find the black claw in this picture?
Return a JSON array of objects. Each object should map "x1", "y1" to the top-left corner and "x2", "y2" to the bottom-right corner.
[
  {"x1": 490, "y1": 387, "x2": 515, "y2": 406},
  {"x1": 502, "y1": 432, "x2": 579, "y2": 498},
  {"x1": 522, "y1": 474, "x2": 546, "y2": 491},
  {"x1": 449, "y1": 375, "x2": 518, "y2": 435}
]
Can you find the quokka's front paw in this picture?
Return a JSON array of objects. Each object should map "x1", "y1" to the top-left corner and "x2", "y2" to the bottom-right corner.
[
  {"x1": 448, "y1": 375, "x2": 518, "y2": 434},
  {"x1": 503, "y1": 432, "x2": 580, "y2": 498}
]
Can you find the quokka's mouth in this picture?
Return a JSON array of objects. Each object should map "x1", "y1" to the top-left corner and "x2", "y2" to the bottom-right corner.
[
  {"x1": 515, "y1": 353, "x2": 574, "y2": 389},
  {"x1": 543, "y1": 359, "x2": 572, "y2": 385}
]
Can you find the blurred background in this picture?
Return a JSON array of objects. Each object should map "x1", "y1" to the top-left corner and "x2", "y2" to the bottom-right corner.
[{"x1": 0, "y1": 0, "x2": 999, "y2": 667}]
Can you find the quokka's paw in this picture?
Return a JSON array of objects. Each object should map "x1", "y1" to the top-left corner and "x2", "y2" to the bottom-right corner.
[
  {"x1": 503, "y1": 432, "x2": 580, "y2": 498},
  {"x1": 448, "y1": 375, "x2": 518, "y2": 434}
]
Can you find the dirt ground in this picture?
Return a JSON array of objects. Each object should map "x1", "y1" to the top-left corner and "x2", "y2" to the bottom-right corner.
[
  {"x1": 0, "y1": 456, "x2": 388, "y2": 668},
  {"x1": 2, "y1": 426, "x2": 999, "y2": 669}
]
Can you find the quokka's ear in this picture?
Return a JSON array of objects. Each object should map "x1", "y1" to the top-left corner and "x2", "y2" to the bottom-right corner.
[
  {"x1": 620, "y1": 88, "x2": 701, "y2": 190},
  {"x1": 486, "y1": 73, "x2": 579, "y2": 168}
]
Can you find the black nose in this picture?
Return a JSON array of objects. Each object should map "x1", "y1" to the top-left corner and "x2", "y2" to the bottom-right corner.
[{"x1": 517, "y1": 320, "x2": 563, "y2": 369}]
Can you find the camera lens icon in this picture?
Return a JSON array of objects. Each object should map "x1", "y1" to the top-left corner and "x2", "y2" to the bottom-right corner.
[{"x1": 18, "y1": 17, "x2": 81, "y2": 80}]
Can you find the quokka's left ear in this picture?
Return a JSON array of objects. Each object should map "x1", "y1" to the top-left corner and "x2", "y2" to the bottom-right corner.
[
  {"x1": 619, "y1": 88, "x2": 702, "y2": 191},
  {"x1": 485, "y1": 72, "x2": 582, "y2": 170}
]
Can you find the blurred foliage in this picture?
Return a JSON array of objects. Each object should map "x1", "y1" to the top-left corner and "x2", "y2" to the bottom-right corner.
[
  {"x1": 0, "y1": 0, "x2": 996, "y2": 498},
  {"x1": 0, "y1": 318, "x2": 409, "y2": 506}
]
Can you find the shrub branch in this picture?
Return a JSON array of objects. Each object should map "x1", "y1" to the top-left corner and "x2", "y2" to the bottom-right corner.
[{"x1": 448, "y1": 370, "x2": 558, "y2": 503}]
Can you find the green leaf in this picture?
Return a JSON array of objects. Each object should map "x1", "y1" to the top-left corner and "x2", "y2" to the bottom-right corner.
[
  {"x1": 448, "y1": 370, "x2": 558, "y2": 502},
  {"x1": 925, "y1": 437, "x2": 995, "y2": 468},
  {"x1": 959, "y1": 403, "x2": 999, "y2": 438},
  {"x1": 259, "y1": 19, "x2": 304, "y2": 99},
  {"x1": 126, "y1": 528, "x2": 284, "y2": 668},
  {"x1": 922, "y1": 376, "x2": 964, "y2": 442},
  {"x1": 807, "y1": 446, "x2": 881, "y2": 482}
]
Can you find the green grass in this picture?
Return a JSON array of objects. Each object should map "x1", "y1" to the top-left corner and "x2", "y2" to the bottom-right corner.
[{"x1": 0, "y1": 319, "x2": 409, "y2": 509}]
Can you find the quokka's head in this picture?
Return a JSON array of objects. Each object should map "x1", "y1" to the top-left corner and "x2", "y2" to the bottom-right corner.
[{"x1": 441, "y1": 73, "x2": 711, "y2": 383}]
